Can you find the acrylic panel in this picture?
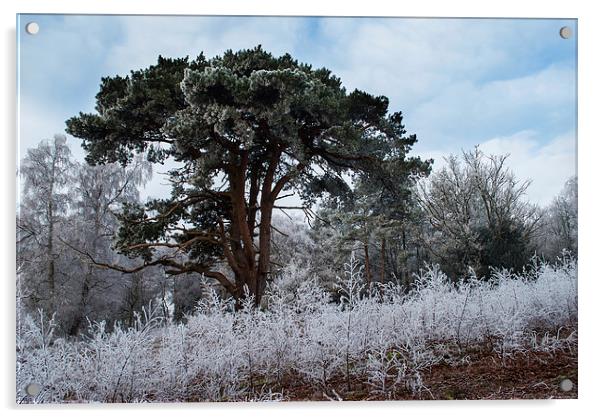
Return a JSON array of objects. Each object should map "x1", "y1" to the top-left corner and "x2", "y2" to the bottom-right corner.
[{"x1": 16, "y1": 14, "x2": 577, "y2": 403}]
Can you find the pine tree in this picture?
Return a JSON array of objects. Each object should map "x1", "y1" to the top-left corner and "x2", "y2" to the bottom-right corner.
[{"x1": 66, "y1": 46, "x2": 429, "y2": 305}]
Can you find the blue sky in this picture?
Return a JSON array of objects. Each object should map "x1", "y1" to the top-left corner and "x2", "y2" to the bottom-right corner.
[{"x1": 17, "y1": 15, "x2": 577, "y2": 205}]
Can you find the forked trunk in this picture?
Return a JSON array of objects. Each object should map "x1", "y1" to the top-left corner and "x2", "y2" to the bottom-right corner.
[{"x1": 220, "y1": 149, "x2": 285, "y2": 308}]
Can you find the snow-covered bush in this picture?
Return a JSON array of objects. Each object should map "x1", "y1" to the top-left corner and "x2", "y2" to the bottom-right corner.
[{"x1": 16, "y1": 255, "x2": 577, "y2": 403}]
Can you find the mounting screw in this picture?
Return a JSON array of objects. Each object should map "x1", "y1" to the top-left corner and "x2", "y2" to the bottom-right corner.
[
  {"x1": 25, "y1": 22, "x2": 40, "y2": 35},
  {"x1": 25, "y1": 382, "x2": 42, "y2": 396},
  {"x1": 559, "y1": 26, "x2": 572, "y2": 39},
  {"x1": 559, "y1": 378, "x2": 574, "y2": 392}
]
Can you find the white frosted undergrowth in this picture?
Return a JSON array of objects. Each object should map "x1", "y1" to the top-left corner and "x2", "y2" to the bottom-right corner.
[{"x1": 16, "y1": 255, "x2": 577, "y2": 403}]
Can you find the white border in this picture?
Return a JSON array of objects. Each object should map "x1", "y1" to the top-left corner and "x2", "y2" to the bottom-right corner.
[{"x1": 2, "y1": 1, "x2": 600, "y2": 417}]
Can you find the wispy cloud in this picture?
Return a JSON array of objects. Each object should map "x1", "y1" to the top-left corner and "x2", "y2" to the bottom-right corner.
[
  {"x1": 314, "y1": 18, "x2": 575, "y2": 109},
  {"x1": 409, "y1": 63, "x2": 576, "y2": 152},
  {"x1": 104, "y1": 16, "x2": 309, "y2": 75}
]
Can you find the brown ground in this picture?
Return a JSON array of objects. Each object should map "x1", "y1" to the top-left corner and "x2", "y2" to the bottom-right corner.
[
  {"x1": 281, "y1": 340, "x2": 577, "y2": 401},
  {"x1": 416, "y1": 347, "x2": 577, "y2": 400}
]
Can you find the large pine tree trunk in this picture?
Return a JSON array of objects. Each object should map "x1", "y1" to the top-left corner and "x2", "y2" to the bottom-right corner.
[
  {"x1": 255, "y1": 204, "x2": 273, "y2": 306},
  {"x1": 221, "y1": 149, "x2": 296, "y2": 307}
]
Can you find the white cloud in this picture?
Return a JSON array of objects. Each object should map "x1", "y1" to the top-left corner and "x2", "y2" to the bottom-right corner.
[
  {"x1": 317, "y1": 19, "x2": 486, "y2": 108},
  {"x1": 479, "y1": 131, "x2": 576, "y2": 205},
  {"x1": 18, "y1": 94, "x2": 87, "y2": 162},
  {"x1": 314, "y1": 18, "x2": 571, "y2": 111},
  {"x1": 419, "y1": 130, "x2": 576, "y2": 206},
  {"x1": 104, "y1": 16, "x2": 306, "y2": 75},
  {"x1": 408, "y1": 64, "x2": 575, "y2": 151}
]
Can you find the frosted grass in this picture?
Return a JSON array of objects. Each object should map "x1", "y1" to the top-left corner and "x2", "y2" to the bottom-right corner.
[{"x1": 16, "y1": 255, "x2": 577, "y2": 403}]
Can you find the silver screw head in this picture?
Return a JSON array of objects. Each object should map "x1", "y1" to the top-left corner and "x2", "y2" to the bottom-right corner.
[
  {"x1": 559, "y1": 26, "x2": 572, "y2": 39},
  {"x1": 25, "y1": 382, "x2": 42, "y2": 396},
  {"x1": 559, "y1": 378, "x2": 574, "y2": 392},
  {"x1": 25, "y1": 22, "x2": 39, "y2": 35}
]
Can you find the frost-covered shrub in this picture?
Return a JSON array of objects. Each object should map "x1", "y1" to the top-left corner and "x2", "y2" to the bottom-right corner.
[{"x1": 16, "y1": 255, "x2": 577, "y2": 403}]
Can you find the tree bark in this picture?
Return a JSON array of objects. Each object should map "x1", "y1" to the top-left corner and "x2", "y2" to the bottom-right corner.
[
  {"x1": 220, "y1": 149, "x2": 284, "y2": 307},
  {"x1": 364, "y1": 241, "x2": 372, "y2": 287},
  {"x1": 70, "y1": 208, "x2": 101, "y2": 336},
  {"x1": 380, "y1": 237, "x2": 386, "y2": 283}
]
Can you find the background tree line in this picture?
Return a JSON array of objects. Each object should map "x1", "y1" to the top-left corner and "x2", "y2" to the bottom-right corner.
[
  {"x1": 17, "y1": 136, "x2": 577, "y2": 337},
  {"x1": 308, "y1": 148, "x2": 577, "y2": 289}
]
